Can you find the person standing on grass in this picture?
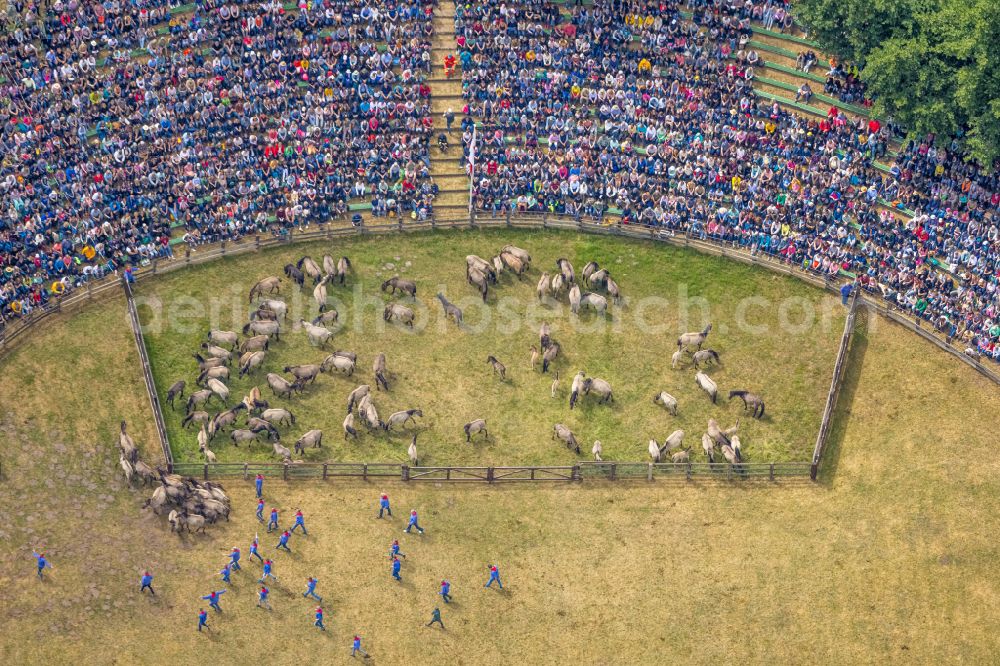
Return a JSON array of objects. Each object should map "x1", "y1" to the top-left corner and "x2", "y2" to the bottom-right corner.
[
  {"x1": 249, "y1": 535, "x2": 263, "y2": 563},
  {"x1": 426, "y1": 607, "x2": 445, "y2": 629},
  {"x1": 33, "y1": 551, "x2": 52, "y2": 579},
  {"x1": 378, "y1": 493, "x2": 392, "y2": 518},
  {"x1": 250, "y1": 534, "x2": 264, "y2": 564},
  {"x1": 276, "y1": 530, "x2": 292, "y2": 552},
  {"x1": 202, "y1": 589, "x2": 225, "y2": 612},
  {"x1": 230, "y1": 547, "x2": 242, "y2": 571},
  {"x1": 220, "y1": 563, "x2": 232, "y2": 584},
  {"x1": 257, "y1": 586, "x2": 271, "y2": 610},
  {"x1": 198, "y1": 609, "x2": 209, "y2": 632},
  {"x1": 140, "y1": 571, "x2": 154, "y2": 595},
  {"x1": 260, "y1": 559, "x2": 278, "y2": 584},
  {"x1": 439, "y1": 579, "x2": 451, "y2": 603},
  {"x1": 268, "y1": 507, "x2": 280, "y2": 533},
  {"x1": 303, "y1": 577, "x2": 322, "y2": 602},
  {"x1": 290, "y1": 509, "x2": 308, "y2": 535},
  {"x1": 405, "y1": 509, "x2": 424, "y2": 534},
  {"x1": 351, "y1": 635, "x2": 369, "y2": 658},
  {"x1": 255, "y1": 473, "x2": 264, "y2": 498},
  {"x1": 389, "y1": 539, "x2": 405, "y2": 559},
  {"x1": 840, "y1": 280, "x2": 853, "y2": 306},
  {"x1": 256, "y1": 498, "x2": 265, "y2": 523},
  {"x1": 314, "y1": 606, "x2": 326, "y2": 631},
  {"x1": 392, "y1": 555, "x2": 402, "y2": 581},
  {"x1": 484, "y1": 565, "x2": 503, "y2": 589}
]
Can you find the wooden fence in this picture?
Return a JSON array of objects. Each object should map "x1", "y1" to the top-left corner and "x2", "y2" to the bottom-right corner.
[
  {"x1": 810, "y1": 293, "x2": 861, "y2": 480},
  {"x1": 3, "y1": 213, "x2": 998, "y2": 387},
  {"x1": 5, "y1": 213, "x2": 997, "y2": 485},
  {"x1": 123, "y1": 277, "x2": 173, "y2": 469},
  {"x1": 168, "y1": 460, "x2": 811, "y2": 482}
]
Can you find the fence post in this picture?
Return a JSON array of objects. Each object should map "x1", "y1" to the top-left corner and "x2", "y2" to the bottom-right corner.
[
  {"x1": 322, "y1": 463, "x2": 328, "y2": 480},
  {"x1": 402, "y1": 465, "x2": 410, "y2": 482},
  {"x1": 572, "y1": 464, "x2": 581, "y2": 482},
  {"x1": 610, "y1": 463, "x2": 617, "y2": 481},
  {"x1": 363, "y1": 463, "x2": 368, "y2": 481},
  {"x1": 686, "y1": 462, "x2": 692, "y2": 480},
  {"x1": 283, "y1": 463, "x2": 289, "y2": 481},
  {"x1": 647, "y1": 463, "x2": 654, "y2": 481},
  {"x1": 243, "y1": 463, "x2": 249, "y2": 480},
  {"x1": 487, "y1": 467, "x2": 494, "y2": 483},
  {"x1": 770, "y1": 463, "x2": 775, "y2": 481},
  {"x1": 203, "y1": 463, "x2": 208, "y2": 481},
  {"x1": 726, "y1": 464, "x2": 732, "y2": 481}
]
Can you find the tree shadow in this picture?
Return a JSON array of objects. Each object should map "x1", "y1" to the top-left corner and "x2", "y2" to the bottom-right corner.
[{"x1": 816, "y1": 308, "x2": 870, "y2": 486}]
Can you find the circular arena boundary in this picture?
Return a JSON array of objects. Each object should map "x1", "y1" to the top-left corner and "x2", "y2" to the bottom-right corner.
[
  {"x1": 6, "y1": 214, "x2": 997, "y2": 485},
  {"x1": 5, "y1": 213, "x2": 996, "y2": 385}
]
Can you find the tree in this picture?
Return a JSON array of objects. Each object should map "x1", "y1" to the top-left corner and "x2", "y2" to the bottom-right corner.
[
  {"x1": 793, "y1": 0, "x2": 1000, "y2": 167},
  {"x1": 793, "y1": 0, "x2": 923, "y2": 63}
]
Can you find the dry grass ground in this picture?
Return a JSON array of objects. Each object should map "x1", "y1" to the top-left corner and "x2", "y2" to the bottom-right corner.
[
  {"x1": 1, "y1": 244, "x2": 999, "y2": 665},
  {"x1": 141, "y1": 230, "x2": 844, "y2": 465}
]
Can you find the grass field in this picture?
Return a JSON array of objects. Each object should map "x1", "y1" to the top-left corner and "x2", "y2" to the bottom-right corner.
[
  {"x1": 1, "y1": 278, "x2": 1000, "y2": 664},
  {"x1": 140, "y1": 229, "x2": 845, "y2": 465}
]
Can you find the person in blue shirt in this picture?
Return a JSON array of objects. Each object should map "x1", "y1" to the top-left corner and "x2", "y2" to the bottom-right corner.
[
  {"x1": 229, "y1": 547, "x2": 242, "y2": 570},
  {"x1": 303, "y1": 577, "x2": 322, "y2": 602},
  {"x1": 249, "y1": 536, "x2": 264, "y2": 563},
  {"x1": 389, "y1": 539, "x2": 405, "y2": 559},
  {"x1": 426, "y1": 607, "x2": 445, "y2": 629},
  {"x1": 202, "y1": 589, "x2": 225, "y2": 612},
  {"x1": 391, "y1": 556, "x2": 402, "y2": 581},
  {"x1": 405, "y1": 509, "x2": 424, "y2": 534},
  {"x1": 254, "y1": 473, "x2": 264, "y2": 498},
  {"x1": 276, "y1": 530, "x2": 292, "y2": 552},
  {"x1": 220, "y1": 563, "x2": 232, "y2": 584},
  {"x1": 378, "y1": 493, "x2": 391, "y2": 518},
  {"x1": 33, "y1": 551, "x2": 52, "y2": 579},
  {"x1": 267, "y1": 508, "x2": 279, "y2": 533},
  {"x1": 290, "y1": 509, "x2": 307, "y2": 535},
  {"x1": 256, "y1": 499, "x2": 265, "y2": 523},
  {"x1": 314, "y1": 607, "x2": 326, "y2": 631},
  {"x1": 439, "y1": 579, "x2": 451, "y2": 603},
  {"x1": 351, "y1": 635, "x2": 369, "y2": 658},
  {"x1": 260, "y1": 560, "x2": 278, "y2": 584},
  {"x1": 198, "y1": 609, "x2": 209, "y2": 632},
  {"x1": 257, "y1": 586, "x2": 271, "y2": 610},
  {"x1": 140, "y1": 571, "x2": 154, "y2": 595},
  {"x1": 840, "y1": 280, "x2": 853, "y2": 305},
  {"x1": 484, "y1": 565, "x2": 503, "y2": 589}
]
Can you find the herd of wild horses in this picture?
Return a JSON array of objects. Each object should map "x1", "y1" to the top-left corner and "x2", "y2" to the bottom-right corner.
[{"x1": 154, "y1": 243, "x2": 768, "y2": 469}]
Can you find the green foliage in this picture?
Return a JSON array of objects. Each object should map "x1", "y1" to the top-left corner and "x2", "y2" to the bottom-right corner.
[{"x1": 793, "y1": 0, "x2": 1000, "y2": 167}]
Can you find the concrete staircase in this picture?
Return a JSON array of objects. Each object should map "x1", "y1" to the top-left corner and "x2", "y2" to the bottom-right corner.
[{"x1": 426, "y1": 0, "x2": 471, "y2": 221}]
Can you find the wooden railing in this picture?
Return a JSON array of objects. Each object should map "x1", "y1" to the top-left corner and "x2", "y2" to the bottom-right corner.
[
  {"x1": 4, "y1": 213, "x2": 998, "y2": 387},
  {"x1": 5, "y1": 213, "x2": 998, "y2": 485},
  {"x1": 810, "y1": 294, "x2": 860, "y2": 480},
  {"x1": 123, "y1": 277, "x2": 173, "y2": 469},
  {"x1": 168, "y1": 460, "x2": 811, "y2": 482}
]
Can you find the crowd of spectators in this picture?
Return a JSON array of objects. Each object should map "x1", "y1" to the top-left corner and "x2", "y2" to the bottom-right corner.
[
  {"x1": 455, "y1": 0, "x2": 1000, "y2": 362},
  {"x1": 0, "y1": 0, "x2": 998, "y2": 364},
  {"x1": 0, "y1": 0, "x2": 436, "y2": 319}
]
